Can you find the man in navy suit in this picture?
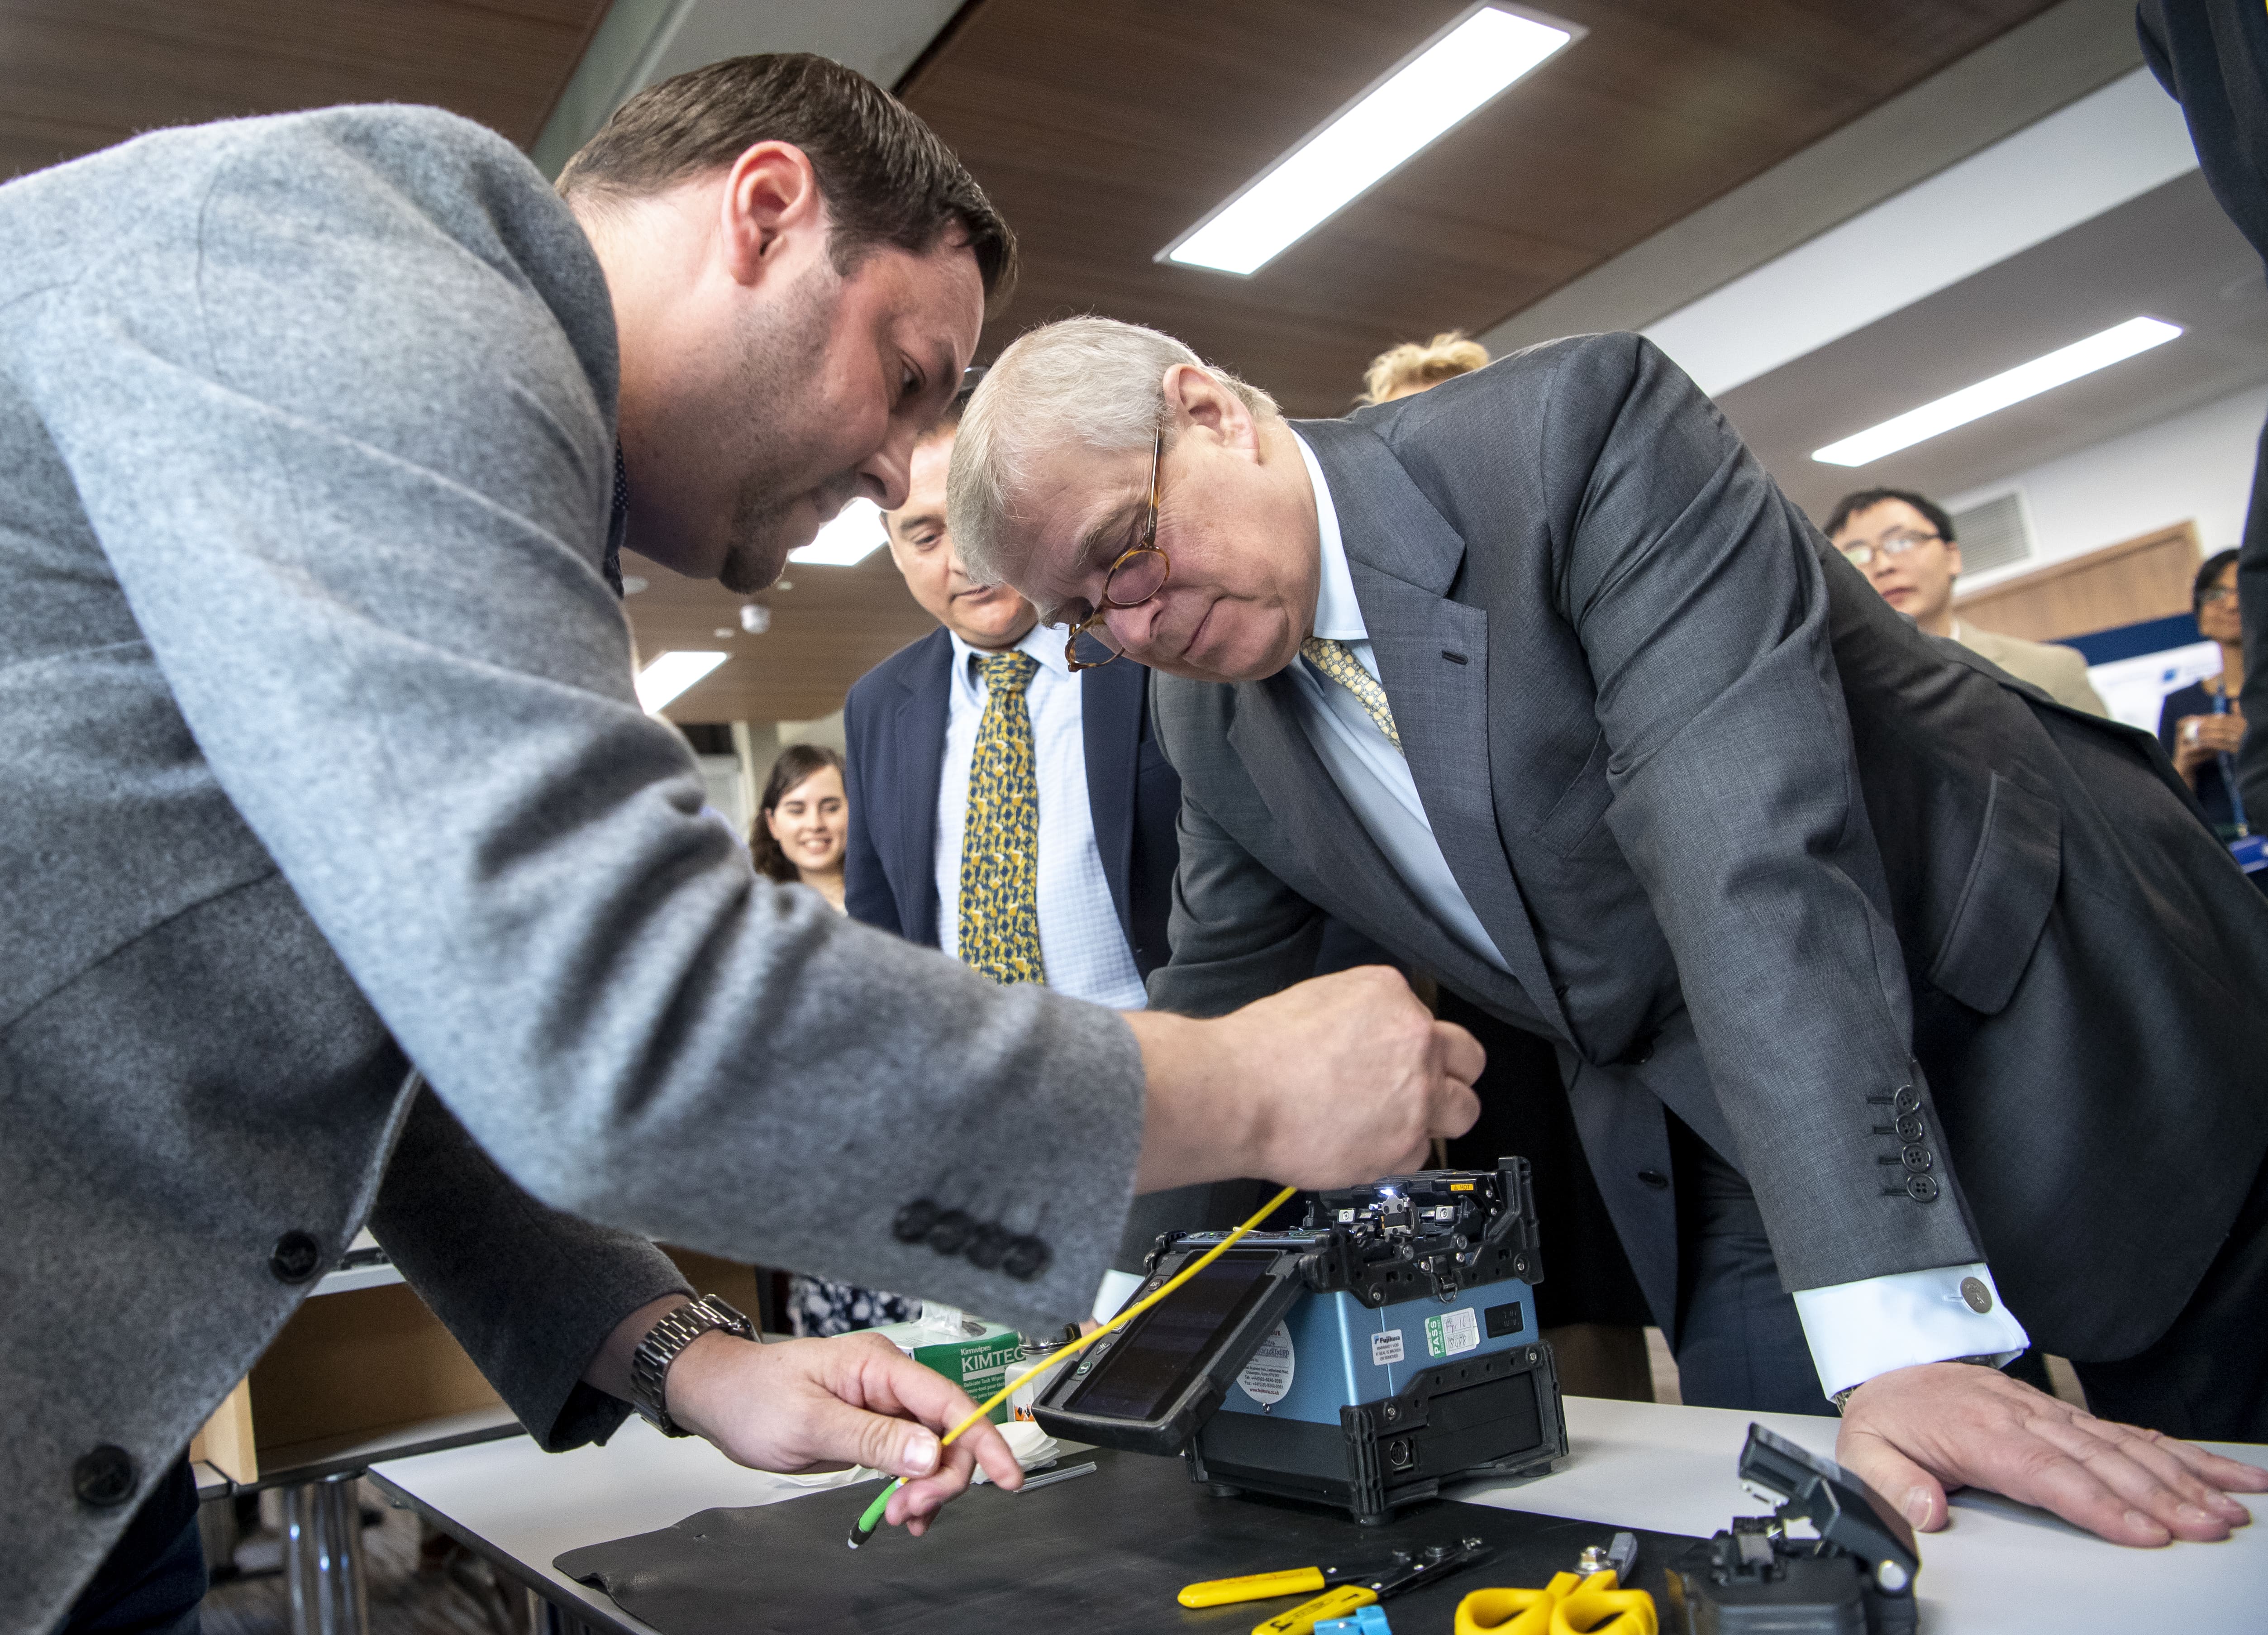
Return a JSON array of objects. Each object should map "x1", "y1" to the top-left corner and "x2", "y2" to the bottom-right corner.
[
  {"x1": 846, "y1": 401, "x2": 1198, "y2": 1322},
  {"x1": 845, "y1": 399, "x2": 1179, "y2": 1009}
]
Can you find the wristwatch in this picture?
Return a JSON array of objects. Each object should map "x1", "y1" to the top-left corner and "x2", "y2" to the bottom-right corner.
[
  {"x1": 1830, "y1": 1354, "x2": 2003, "y2": 1414},
  {"x1": 627, "y1": 1293, "x2": 757, "y2": 1436}
]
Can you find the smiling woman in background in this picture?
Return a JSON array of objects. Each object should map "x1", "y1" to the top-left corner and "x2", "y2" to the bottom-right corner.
[
  {"x1": 750, "y1": 742, "x2": 918, "y2": 1335},
  {"x1": 750, "y1": 744, "x2": 850, "y2": 912}
]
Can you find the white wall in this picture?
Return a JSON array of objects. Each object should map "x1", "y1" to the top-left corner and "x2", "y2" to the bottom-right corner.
[{"x1": 1948, "y1": 383, "x2": 2265, "y2": 591}]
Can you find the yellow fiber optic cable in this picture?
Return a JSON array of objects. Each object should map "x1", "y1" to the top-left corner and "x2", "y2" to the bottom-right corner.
[{"x1": 848, "y1": 1183, "x2": 1299, "y2": 1548}]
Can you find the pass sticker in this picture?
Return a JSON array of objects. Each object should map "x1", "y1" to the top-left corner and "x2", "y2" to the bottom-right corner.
[
  {"x1": 1425, "y1": 1307, "x2": 1480, "y2": 1359},
  {"x1": 1238, "y1": 1322, "x2": 1296, "y2": 1406},
  {"x1": 1371, "y1": 1328, "x2": 1406, "y2": 1366}
]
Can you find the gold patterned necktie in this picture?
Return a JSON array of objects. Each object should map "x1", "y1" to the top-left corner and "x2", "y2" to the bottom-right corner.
[
  {"x1": 958, "y1": 651, "x2": 1047, "y2": 985},
  {"x1": 1301, "y1": 637, "x2": 1401, "y2": 752}
]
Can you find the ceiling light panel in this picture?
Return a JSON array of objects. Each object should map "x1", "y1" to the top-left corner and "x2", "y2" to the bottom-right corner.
[
  {"x1": 1160, "y1": 4, "x2": 1581, "y2": 277},
  {"x1": 788, "y1": 497, "x2": 887, "y2": 566},
  {"x1": 636, "y1": 650, "x2": 726, "y2": 714},
  {"x1": 1811, "y1": 316, "x2": 2183, "y2": 467}
]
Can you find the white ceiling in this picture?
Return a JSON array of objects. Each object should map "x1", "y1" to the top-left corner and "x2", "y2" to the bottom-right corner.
[
  {"x1": 1717, "y1": 169, "x2": 2268, "y2": 523},
  {"x1": 532, "y1": 0, "x2": 966, "y2": 175},
  {"x1": 1641, "y1": 69, "x2": 2196, "y2": 399},
  {"x1": 639, "y1": 0, "x2": 965, "y2": 91}
]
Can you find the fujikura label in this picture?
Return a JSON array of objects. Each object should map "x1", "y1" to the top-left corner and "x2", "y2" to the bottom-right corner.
[
  {"x1": 1371, "y1": 1328, "x2": 1406, "y2": 1366},
  {"x1": 1238, "y1": 1322, "x2": 1295, "y2": 1406},
  {"x1": 1425, "y1": 1307, "x2": 1480, "y2": 1359}
]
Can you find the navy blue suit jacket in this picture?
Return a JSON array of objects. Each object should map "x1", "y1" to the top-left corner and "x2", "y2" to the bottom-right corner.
[{"x1": 843, "y1": 627, "x2": 1181, "y2": 979}]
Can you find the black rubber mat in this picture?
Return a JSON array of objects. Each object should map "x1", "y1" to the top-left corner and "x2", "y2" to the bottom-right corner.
[{"x1": 557, "y1": 1447, "x2": 1692, "y2": 1633}]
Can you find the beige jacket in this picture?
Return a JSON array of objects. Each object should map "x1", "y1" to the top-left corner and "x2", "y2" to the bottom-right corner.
[{"x1": 1952, "y1": 620, "x2": 2109, "y2": 715}]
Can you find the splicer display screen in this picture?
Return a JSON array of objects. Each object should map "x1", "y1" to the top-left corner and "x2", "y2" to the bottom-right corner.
[{"x1": 1064, "y1": 1250, "x2": 1277, "y2": 1422}]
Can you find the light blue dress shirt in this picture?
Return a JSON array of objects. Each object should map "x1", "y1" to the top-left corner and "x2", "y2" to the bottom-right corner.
[
  {"x1": 933, "y1": 622, "x2": 1149, "y2": 1011},
  {"x1": 1282, "y1": 432, "x2": 2025, "y2": 1395}
]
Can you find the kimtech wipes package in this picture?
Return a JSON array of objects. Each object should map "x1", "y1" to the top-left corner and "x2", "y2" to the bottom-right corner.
[{"x1": 859, "y1": 1304, "x2": 1024, "y2": 1423}]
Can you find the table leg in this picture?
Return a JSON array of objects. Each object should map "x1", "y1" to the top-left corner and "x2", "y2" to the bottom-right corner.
[{"x1": 283, "y1": 1472, "x2": 369, "y2": 1635}]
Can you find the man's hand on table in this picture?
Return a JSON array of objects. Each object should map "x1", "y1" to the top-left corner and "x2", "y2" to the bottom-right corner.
[
  {"x1": 663, "y1": 1328, "x2": 1024, "y2": 1536},
  {"x1": 1128, "y1": 965, "x2": 1483, "y2": 1192},
  {"x1": 1836, "y1": 1362, "x2": 2266, "y2": 1546}
]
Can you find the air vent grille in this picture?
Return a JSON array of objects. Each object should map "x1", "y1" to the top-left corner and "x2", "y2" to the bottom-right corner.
[{"x1": 1949, "y1": 491, "x2": 2031, "y2": 576}]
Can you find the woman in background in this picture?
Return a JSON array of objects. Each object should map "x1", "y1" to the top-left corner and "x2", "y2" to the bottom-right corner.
[
  {"x1": 2160, "y1": 550, "x2": 2249, "y2": 839},
  {"x1": 1357, "y1": 330, "x2": 1490, "y2": 405},
  {"x1": 749, "y1": 743, "x2": 917, "y2": 1335},
  {"x1": 749, "y1": 744, "x2": 850, "y2": 912}
]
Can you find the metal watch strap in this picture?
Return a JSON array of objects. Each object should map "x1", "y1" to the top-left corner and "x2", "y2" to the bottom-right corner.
[
  {"x1": 628, "y1": 1294, "x2": 756, "y2": 1436},
  {"x1": 1830, "y1": 1353, "x2": 2004, "y2": 1414}
]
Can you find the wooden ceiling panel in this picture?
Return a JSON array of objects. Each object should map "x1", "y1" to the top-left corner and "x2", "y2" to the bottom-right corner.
[
  {"x1": 622, "y1": 548, "x2": 937, "y2": 726},
  {"x1": 0, "y1": 0, "x2": 607, "y2": 181},
  {"x1": 905, "y1": 0, "x2": 2061, "y2": 416}
]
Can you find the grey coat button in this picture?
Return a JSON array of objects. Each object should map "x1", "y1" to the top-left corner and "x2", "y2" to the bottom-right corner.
[
  {"x1": 1001, "y1": 1236, "x2": 1050, "y2": 1281},
  {"x1": 892, "y1": 1201, "x2": 940, "y2": 1244},
  {"x1": 269, "y1": 1230, "x2": 323, "y2": 1283},
  {"x1": 1960, "y1": 1276, "x2": 1993, "y2": 1314},
  {"x1": 1893, "y1": 1086, "x2": 1920, "y2": 1115},
  {"x1": 1905, "y1": 1174, "x2": 1940, "y2": 1202},
  {"x1": 925, "y1": 1210, "x2": 975, "y2": 1255},
  {"x1": 73, "y1": 1444, "x2": 137, "y2": 1507},
  {"x1": 964, "y1": 1222, "x2": 1012, "y2": 1270},
  {"x1": 1900, "y1": 1145, "x2": 1933, "y2": 1172}
]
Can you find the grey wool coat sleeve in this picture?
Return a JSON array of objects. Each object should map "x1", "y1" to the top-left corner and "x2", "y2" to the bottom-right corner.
[
  {"x1": 5, "y1": 110, "x2": 1144, "y2": 1329},
  {"x1": 367, "y1": 1086, "x2": 691, "y2": 1452}
]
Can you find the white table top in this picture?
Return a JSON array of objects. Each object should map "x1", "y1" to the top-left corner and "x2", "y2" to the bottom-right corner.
[{"x1": 371, "y1": 1397, "x2": 2268, "y2": 1634}]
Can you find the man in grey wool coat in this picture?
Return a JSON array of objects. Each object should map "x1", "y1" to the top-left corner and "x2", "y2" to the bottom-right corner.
[{"x1": 0, "y1": 57, "x2": 1482, "y2": 1631}]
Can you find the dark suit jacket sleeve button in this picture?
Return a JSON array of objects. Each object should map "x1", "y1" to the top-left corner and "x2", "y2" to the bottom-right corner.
[
  {"x1": 1636, "y1": 1169, "x2": 1669, "y2": 1190},
  {"x1": 963, "y1": 1222, "x2": 1013, "y2": 1270},
  {"x1": 73, "y1": 1445, "x2": 138, "y2": 1507},
  {"x1": 269, "y1": 1230, "x2": 323, "y2": 1284},
  {"x1": 1615, "y1": 1035, "x2": 1655, "y2": 1067},
  {"x1": 1904, "y1": 1174, "x2": 1941, "y2": 1202},
  {"x1": 1001, "y1": 1236, "x2": 1052, "y2": 1281},
  {"x1": 925, "y1": 1210, "x2": 975, "y2": 1255},
  {"x1": 893, "y1": 1200, "x2": 940, "y2": 1244}
]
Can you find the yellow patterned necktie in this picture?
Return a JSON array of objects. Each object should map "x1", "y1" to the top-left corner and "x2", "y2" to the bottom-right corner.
[
  {"x1": 958, "y1": 651, "x2": 1047, "y2": 985},
  {"x1": 1301, "y1": 637, "x2": 1401, "y2": 752}
]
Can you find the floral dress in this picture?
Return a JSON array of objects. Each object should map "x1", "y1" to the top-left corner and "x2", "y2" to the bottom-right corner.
[{"x1": 785, "y1": 1274, "x2": 919, "y2": 1338}]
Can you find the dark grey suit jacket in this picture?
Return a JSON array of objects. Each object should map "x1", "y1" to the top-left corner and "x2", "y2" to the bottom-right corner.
[{"x1": 1151, "y1": 334, "x2": 2268, "y2": 1359}]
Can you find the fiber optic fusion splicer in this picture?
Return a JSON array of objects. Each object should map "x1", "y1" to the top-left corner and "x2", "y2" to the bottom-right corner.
[{"x1": 1032, "y1": 1161, "x2": 1566, "y2": 1524}]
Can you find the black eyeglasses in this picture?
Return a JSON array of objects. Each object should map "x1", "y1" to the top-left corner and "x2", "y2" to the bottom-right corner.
[
  {"x1": 1838, "y1": 529, "x2": 1941, "y2": 567},
  {"x1": 1064, "y1": 429, "x2": 1171, "y2": 672}
]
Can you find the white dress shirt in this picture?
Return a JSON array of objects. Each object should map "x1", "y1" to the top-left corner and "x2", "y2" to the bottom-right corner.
[
  {"x1": 934, "y1": 621, "x2": 1148, "y2": 1011},
  {"x1": 1283, "y1": 432, "x2": 2026, "y2": 1396}
]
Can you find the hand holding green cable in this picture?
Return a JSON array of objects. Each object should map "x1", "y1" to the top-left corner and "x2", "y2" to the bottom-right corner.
[{"x1": 849, "y1": 1183, "x2": 1300, "y2": 1549}]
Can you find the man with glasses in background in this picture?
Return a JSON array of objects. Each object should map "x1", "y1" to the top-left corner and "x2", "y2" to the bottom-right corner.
[{"x1": 1825, "y1": 487, "x2": 2107, "y2": 715}]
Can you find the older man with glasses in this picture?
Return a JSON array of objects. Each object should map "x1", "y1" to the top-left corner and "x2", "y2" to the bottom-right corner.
[
  {"x1": 1824, "y1": 487, "x2": 2107, "y2": 715},
  {"x1": 944, "y1": 314, "x2": 2268, "y2": 1554}
]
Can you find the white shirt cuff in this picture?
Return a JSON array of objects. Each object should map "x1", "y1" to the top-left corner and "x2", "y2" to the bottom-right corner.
[
  {"x1": 1092, "y1": 1268, "x2": 1144, "y2": 1325},
  {"x1": 1792, "y1": 1263, "x2": 2030, "y2": 1400}
]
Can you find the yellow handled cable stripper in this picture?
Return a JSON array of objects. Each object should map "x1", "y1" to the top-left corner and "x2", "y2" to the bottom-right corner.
[{"x1": 1178, "y1": 1537, "x2": 1494, "y2": 1635}]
